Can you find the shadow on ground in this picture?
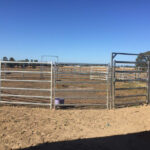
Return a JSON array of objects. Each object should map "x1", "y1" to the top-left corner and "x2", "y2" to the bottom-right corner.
[{"x1": 20, "y1": 131, "x2": 150, "y2": 150}]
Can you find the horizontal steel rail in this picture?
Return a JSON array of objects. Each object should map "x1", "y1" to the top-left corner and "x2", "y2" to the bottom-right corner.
[
  {"x1": 58, "y1": 71, "x2": 107, "y2": 73},
  {"x1": 56, "y1": 62, "x2": 108, "y2": 66},
  {"x1": 115, "y1": 66, "x2": 148, "y2": 68},
  {"x1": 56, "y1": 96, "x2": 106, "y2": 99},
  {"x1": 115, "y1": 101, "x2": 146, "y2": 106},
  {"x1": 0, "y1": 70, "x2": 51, "y2": 74},
  {"x1": 115, "y1": 87, "x2": 147, "y2": 90},
  {"x1": 58, "y1": 76, "x2": 108, "y2": 79},
  {"x1": 115, "y1": 61, "x2": 137, "y2": 64},
  {"x1": 1, "y1": 94, "x2": 50, "y2": 99},
  {"x1": 0, "y1": 79, "x2": 51, "y2": 82},
  {"x1": 0, "y1": 101, "x2": 51, "y2": 106},
  {"x1": 115, "y1": 79, "x2": 147, "y2": 82},
  {"x1": 0, "y1": 87, "x2": 50, "y2": 91},
  {"x1": 55, "y1": 103, "x2": 106, "y2": 106},
  {"x1": 57, "y1": 72, "x2": 108, "y2": 75},
  {"x1": 55, "y1": 89, "x2": 107, "y2": 92},
  {"x1": 112, "y1": 52, "x2": 139, "y2": 56},
  {"x1": 56, "y1": 81, "x2": 107, "y2": 84},
  {"x1": 57, "y1": 77, "x2": 93, "y2": 79},
  {"x1": 1, "y1": 61, "x2": 52, "y2": 64},
  {"x1": 58, "y1": 76, "x2": 108, "y2": 80},
  {"x1": 115, "y1": 94, "x2": 147, "y2": 98},
  {"x1": 115, "y1": 70, "x2": 147, "y2": 73}
]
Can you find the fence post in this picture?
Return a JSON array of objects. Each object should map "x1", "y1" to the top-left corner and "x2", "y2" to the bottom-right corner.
[
  {"x1": 147, "y1": 61, "x2": 150, "y2": 104},
  {"x1": 112, "y1": 60, "x2": 116, "y2": 109},
  {"x1": 53, "y1": 62, "x2": 56, "y2": 110},
  {"x1": 106, "y1": 64, "x2": 110, "y2": 109},
  {"x1": 110, "y1": 53, "x2": 117, "y2": 109},
  {"x1": 50, "y1": 62, "x2": 53, "y2": 109},
  {"x1": 106, "y1": 64, "x2": 108, "y2": 109},
  {"x1": 0, "y1": 61, "x2": 1, "y2": 102},
  {"x1": 110, "y1": 55, "x2": 113, "y2": 109}
]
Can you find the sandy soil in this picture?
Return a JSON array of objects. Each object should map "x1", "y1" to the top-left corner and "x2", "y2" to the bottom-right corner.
[{"x1": 1, "y1": 105, "x2": 150, "y2": 150}]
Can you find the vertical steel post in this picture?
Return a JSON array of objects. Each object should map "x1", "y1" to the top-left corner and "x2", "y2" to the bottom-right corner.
[
  {"x1": 110, "y1": 53, "x2": 117, "y2": 109},
  {"x1": 112, "y1": 60, "x2": 116, "y2": 109},
  {"x1": 53, "y1": 62, "x2": 56, "y2": 110},
  {"x1": 0, "y1": 61, "x2": 1, "y2": 102},
  {"x1": 106, "y1": 64, "x2": 109, "y2": 109},
  {"x1": 50, "y1": 62, "x2": 53, "y2": 109},
  {"x1": 110, "y1": 53, "x2": 113, "y2": 109},
  {"x1": 147, "y1": 61, "x2": 150, "y2": 104}
]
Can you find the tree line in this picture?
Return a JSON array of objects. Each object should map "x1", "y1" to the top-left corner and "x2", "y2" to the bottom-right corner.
[{"x1": 2, "y1": 56, "x2": 39, "y2": 68}]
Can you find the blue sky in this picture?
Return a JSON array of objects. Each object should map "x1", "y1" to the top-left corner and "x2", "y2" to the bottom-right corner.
[{"x1": 0, "y1": 0, "x2": 150, "y2": 63}]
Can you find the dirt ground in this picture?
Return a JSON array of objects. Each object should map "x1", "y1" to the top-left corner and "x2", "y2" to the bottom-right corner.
[{"x1": 1, "y1": 105, "x2": 150, "y2": 150}]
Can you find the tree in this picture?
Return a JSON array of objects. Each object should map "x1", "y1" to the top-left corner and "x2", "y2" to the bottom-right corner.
[
  {"x1": 9, "y1": 57, "x2": 15, "y2": 61},
  {"x1": 8, "y1": 57, "x2": 15, "y2": 68},
  {"x1": 32, "y1": 59, "x2": 38, "y2": 69},
  {"x1": 24, "y1": 59, "x2": 29, "y2": 68},
  {"x1": 25, "y1": 59, "x2": 29, "y2": 62},
  {"x1": 136, "y1": 51, "x2": 150, "y2": 69},
  {"x1": 2, "y1": 56, "x2": 8, "y2": 61}
]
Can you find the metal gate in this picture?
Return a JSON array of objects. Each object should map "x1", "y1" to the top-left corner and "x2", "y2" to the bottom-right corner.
[
  {"x1": 111, "y1": 53, "x2": 149, "y2": 108},
  {"x1": 54, "y1": 62, "x2": 110, "y2": 109},
  {"x1": 0, "y1": 61, "x2": 53, "y2": 108}
]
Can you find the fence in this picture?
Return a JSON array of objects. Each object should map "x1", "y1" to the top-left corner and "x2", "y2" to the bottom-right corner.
[
  {"x1": 54, "y1": 63, "x2": 110, "y2": 109},
  {"x1": 0, "y1": 61, "x2": 53, "y2": 108},
  {"x1": 1, "y1": 52, "x2": 150, "y2": 109}
]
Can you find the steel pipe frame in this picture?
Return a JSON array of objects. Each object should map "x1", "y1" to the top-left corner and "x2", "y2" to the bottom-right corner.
[
  {"x1": 115, "y1": 94, "x2": 147, "y2": 98},
  {"x1": 54, "y1": 97, "x2": 107, "y2": 99},
  {"x1": 55, "y1": 104, "x2": 107, "y2": 106},
  {"x1": 0, "y1": 79, "x2": 51, "y2": 82},
  {"x1": 111, "y1": 52, "x2": 139, "y2": 109},
  {"x1": 111, "y1": 52, "x2": 150, "y2": 108},
  {"x1": 1, "y1": 94, "x2": 50, "y2": 99},
  {"x1": 0, "y1": 87, "x2": 50, "y2": 91},
  {"x1": 1, "y1": 61, "x2": 51, "y2": 64},
  {"x1": 0, "y1": 100, "x2": 51, "y2": 106},
  {"x1": 0, "y1": 61, "x2": 53, "y2": 108},
  {"x1": 0, "y1": 70, "x2": 51, "y2": 74}
]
